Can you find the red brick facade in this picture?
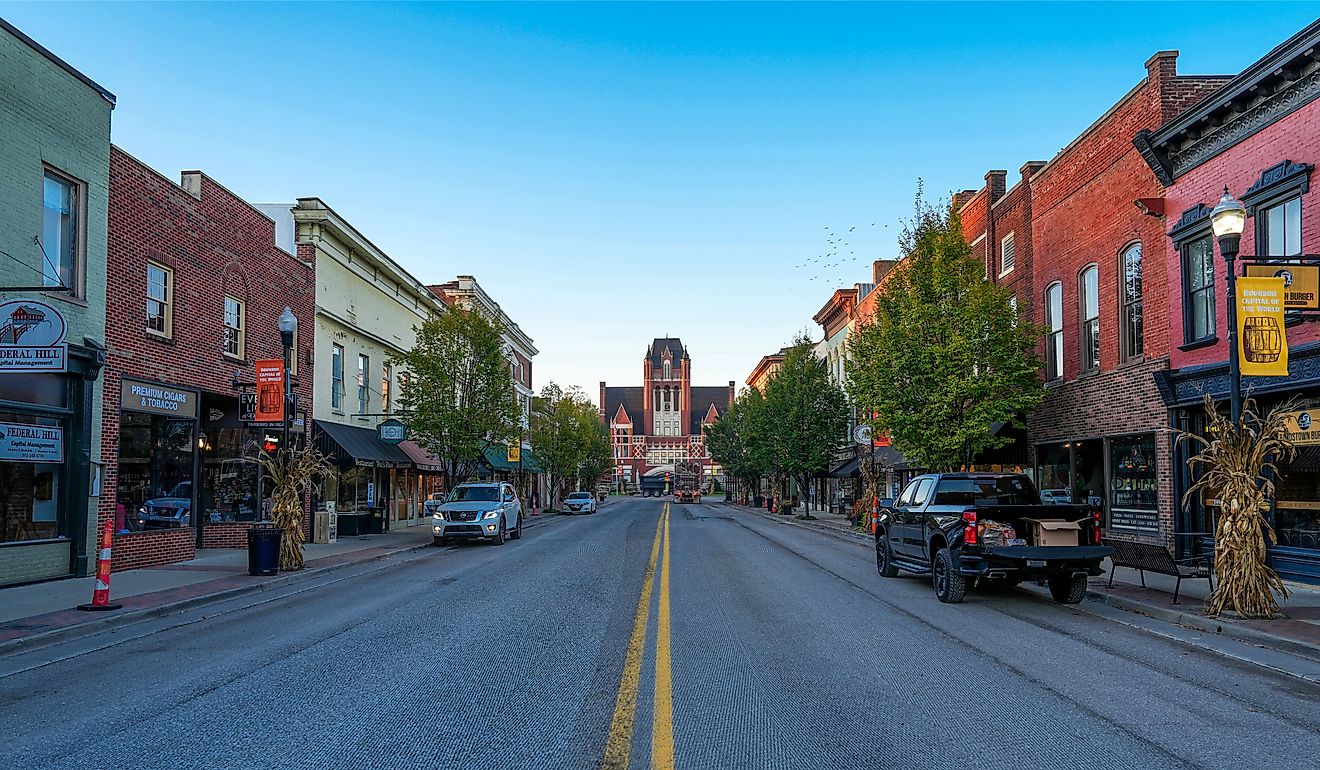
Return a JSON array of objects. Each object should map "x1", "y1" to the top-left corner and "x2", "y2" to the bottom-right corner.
[{"x1": 102, "y1": 146, "x2": 315, "y2": 571}]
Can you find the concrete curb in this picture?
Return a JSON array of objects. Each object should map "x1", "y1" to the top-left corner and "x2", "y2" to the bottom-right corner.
[
  {"x1": 0, "y1": 512, "x2": 569, "y2": 658},
  {"x1": 718, "y1": 502, "x2": 873, "y2": 547},
  {"x1": 1083, "y1": 589, "x2": 1320, "y2": 665}
]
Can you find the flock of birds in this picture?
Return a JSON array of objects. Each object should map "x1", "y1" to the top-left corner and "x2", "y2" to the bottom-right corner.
[{"x1": 791, "y1": 221, "x2": 890, "y2": 290}]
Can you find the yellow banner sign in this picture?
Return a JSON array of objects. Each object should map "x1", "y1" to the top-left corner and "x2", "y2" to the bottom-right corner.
[
  {"x1": 1280, "y1": 409, "x2": 1320, "y2": 446},
  {"x1": 1236, "y1": 276, "x2": 1289, "y2": 377},
  {"x1": 1245, "y1": 263, "x2": 1319, "y2": 310},
  {"x1": 507, "y1": 443, "x2": 521, "y2": 463}
]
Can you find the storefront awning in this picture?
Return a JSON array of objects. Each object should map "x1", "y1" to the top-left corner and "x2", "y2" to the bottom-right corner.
[
  {"x1": 482, "y1": 444, "x2": 526, "y2": 472},
  {"x1": 314, "y1": 420, "x2": 412, "y2": 469},
  {"x1": 829, "y1": 457, "x2": 861, "y2": 478},
  {"x1": 520, "y1": 448, "x2": 544, "y2": 473},
  {"x1": 399, "y1": 440, "x2": 444, "y2": 473}
]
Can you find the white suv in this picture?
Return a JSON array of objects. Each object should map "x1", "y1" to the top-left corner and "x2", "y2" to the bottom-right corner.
[{"x1": 432, "y1": 482, "x2": 523, "y2": 545}]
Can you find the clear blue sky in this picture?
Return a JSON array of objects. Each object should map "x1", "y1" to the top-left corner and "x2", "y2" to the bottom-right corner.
[{"x1": 3, "y1": 2, "x2": 1316, "y2": 397}]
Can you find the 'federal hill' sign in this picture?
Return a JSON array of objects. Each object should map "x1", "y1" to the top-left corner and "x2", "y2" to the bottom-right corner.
[{"x1": 0, "y1": 299, "x2": 68, "y2": 373}]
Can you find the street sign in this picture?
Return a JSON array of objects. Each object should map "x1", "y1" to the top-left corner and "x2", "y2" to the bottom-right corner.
[
  {"x1": 1245, "y1": 263, "x2": 1319, "y2": 310},
  {"x1": 1235, "y1": 276, "x2": 1288, "y2": 376},
  {"x1": 378, "y1": 418, "x2": 407, "y2": 444},
  {"x1": 0, "y1": 299, "x2": 67, "y2": 373},
  {"x1": 254, "y1": 359, "x2": 285, "y2": 423}
]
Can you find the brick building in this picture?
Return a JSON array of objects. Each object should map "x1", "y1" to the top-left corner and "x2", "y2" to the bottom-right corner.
[
  {"x1": 1025, "y1": 51, "x2": 1228, "y2": 543},
  {"x1": 102, "y1": 147, "x2": 315, "y2": 571},
  {"x1": 1137, "y1": 20, "x2": 1320, "y2": 582},
  {"x1": 0, "y1": 20, "x2": 113, "y2": 586},
  {"x1": 600, "y1": 338, "x2": 734, "y2": 488}
]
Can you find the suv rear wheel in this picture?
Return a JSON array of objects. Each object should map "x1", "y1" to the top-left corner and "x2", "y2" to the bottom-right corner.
[
  {"x1": 1048, "y1": 574, "x2": 1087, "y2": 604},
  {"x1": 875, "y1": 533, "x2": 898, "y2": 578},
  {"x1": 933, "y1": 548, "x2": 966, "y2": 603}
]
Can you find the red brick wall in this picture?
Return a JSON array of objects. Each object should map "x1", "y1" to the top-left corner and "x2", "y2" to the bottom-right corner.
[
  {"x1": 201, "y1": 522, "x2": 255, "y2": 549},
  {"x1": 1164, "y1": 101, "x2": 1320, "y2": 371},
  {"x1": 102, "y1": 146, "x2": 317, "y2": 571},
  {"x1": 112, "y1": 529, "x2": 194, "y2": 572}
]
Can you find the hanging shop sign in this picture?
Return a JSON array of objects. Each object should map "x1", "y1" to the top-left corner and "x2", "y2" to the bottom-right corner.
[
  {"x1": 0, "y1": 421, "x2": 64, "y2": 463},
  {"x1": 0, "y1": 299, "x2": 68, "y2": 373},
  {"x1": 1235, "y1": 276, "x2": 1289, "y2": 377},
  {"x1": 507, "y1": 441, "x2": 521, "y2": 463},
  {"x1": 377, "y1": 418, "x2": 407, "y2": 444},
  {"x1": 121, "y1": 379, "x2": 198, "y2": 418},
  {"x1": 1245, "y1": 263, "x2": 1319, "y2": 311},
  {"x1": 254, "y1": 359, "x2": 286, "y2": 423},
  {"x1": 1280, "y1": 409, "x2": 1320, "y2": 447}
]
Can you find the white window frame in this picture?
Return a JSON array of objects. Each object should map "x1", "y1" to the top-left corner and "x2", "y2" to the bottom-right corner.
[
  {"x1": 1079, "y1": 265, "x2": 1100, "y2": 374},
  {"x1": 382, "y1": 362, "x2": 392, "y2": 414},
  {"x1": 357, "y1": 353, "x2": 370, "y2": 416},
  {"x1": 999, "y1": 232, "x2": 1016, "y2": 277},
  {"x1": 331, "y1": 344, "x2": 345, "y2": 411},
  {"x1": 146, "y1": 260, "x2": 174, "y2": 338},
  {"x1": 223, "y1": 295, "x2": 245, "y2": 360},
  {"x1": 1045, "y1": 282, "x2": 1063, "y2": 381}
]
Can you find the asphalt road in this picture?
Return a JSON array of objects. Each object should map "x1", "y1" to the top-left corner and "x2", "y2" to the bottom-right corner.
[{"x1": 1, "y1": 497, "x2": 1317, "y2": 770}]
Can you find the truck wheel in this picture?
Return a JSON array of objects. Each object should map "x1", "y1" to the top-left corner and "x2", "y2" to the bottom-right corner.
[
  {"x1": 875, "y1": 533, "x2": 899, "y2": 578},
  {"x1": 933, "y1": 548, "x2": 966, "y2": 603},
  {"x1": 1048, "y1": 574, "x2": 1087, "y2": 604}
]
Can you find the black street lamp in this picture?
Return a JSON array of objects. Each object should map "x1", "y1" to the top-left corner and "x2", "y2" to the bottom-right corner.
[
  {"x1": 278, "y1": 307, "x2": 298, "y2": 452},
  {"x1": 1210, "y1": 187, "x2": 1247, "y2": 424}
]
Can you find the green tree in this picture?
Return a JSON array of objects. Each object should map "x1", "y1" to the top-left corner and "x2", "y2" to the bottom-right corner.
[
  {"x1": 578, "y1": 419, "x2": 613, "y2": 491},
  {"x1": 847, "y1": 189, "x2": 1044, "y2": 472},
  {"x1": 391, "y1": 308, "x2": 519, "y2": 484},
  {"x1": 530, "y1": 382, "x2": 601, "y2": 507},
  {"x1": 761, "y1": 337, "x2": 850, "y2": 511}
]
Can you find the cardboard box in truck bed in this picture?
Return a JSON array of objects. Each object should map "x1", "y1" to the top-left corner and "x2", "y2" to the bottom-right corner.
[{"x1": 1020, "y1": 518, "x2": 1082, "y2": 547}]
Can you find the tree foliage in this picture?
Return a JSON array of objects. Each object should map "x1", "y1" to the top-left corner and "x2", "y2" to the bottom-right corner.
[
  {"x1": 847, "y1": 189, "x2": 1044, "y2": 472},
  {"x1": 530, "y1": 382, "x2": 604, "y2": 506},
  {"x1": 391, "y1": 307, "x2": 519, "y2": 483},
  {"x1": 707, "y1": 338, "x2": 849, "y2": 500}
]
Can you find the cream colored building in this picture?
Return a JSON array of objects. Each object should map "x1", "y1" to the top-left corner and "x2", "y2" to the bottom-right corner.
[{"x1": 261, "y1": 198, "x2": 447, "y2": 529}]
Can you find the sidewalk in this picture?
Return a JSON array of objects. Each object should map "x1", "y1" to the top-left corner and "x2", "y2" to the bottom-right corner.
[
  {"x1": 0, "y1": 512, "x2": 565, "y2": 654},
  {"x1": 721, "y1": 500, "x2": 1320, "y2": 667}
]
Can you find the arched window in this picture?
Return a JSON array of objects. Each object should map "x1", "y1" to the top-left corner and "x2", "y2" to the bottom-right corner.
[
  {"x1": 1120, "y1": 243, "x2": 1143, "y2": 360},
  {"x1": 1079, "y1": 265, "x2": 1099, "y2": 373},
  {"x1": 1045, "y1": 282, "x2": 1063, "y2": 380},
  {"x1": 663, "y1": 359, "x2": 671, "y2": 379}
]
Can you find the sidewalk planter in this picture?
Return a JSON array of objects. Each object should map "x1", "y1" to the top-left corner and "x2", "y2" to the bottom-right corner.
[{"x1": 247, "y1": 525, "x2": 282, "y2": 576}]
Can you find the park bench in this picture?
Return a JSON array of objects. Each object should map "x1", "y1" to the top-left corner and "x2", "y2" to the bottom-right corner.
[{"x1": 1103, "y1": 537, "x2": 1213, "y2": 604}]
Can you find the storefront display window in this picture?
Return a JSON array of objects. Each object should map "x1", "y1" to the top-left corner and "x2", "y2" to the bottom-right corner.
[
  {"x1": 1037, "y1": 443, "x2": 1070, "y2": 503},
  {"x1": 1275, "y1": 450, "x2": 1320, "y2": 550},
  {"x1": 1110, "y1": 433, "x2": 1159, "y2": 531},
  {"x1": 200, "y1": 425, "x2": 262, "y2": 522},
  {"x1": 118, "y1": 411, "x2": 195, "y2": 530},
  {"x1": 0, "y1": 411, "x2": 66, "y2": 543},
  {"x1": 331, "y1": 466, "x2": 373, "y2": 511}
]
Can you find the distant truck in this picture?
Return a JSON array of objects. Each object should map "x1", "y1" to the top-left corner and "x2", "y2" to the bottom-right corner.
[
  {"x1": 639, "y1": 475, "x2": 668, "y2": 498},
  {"x1": 673, "y1": 461, "x2": 703, "y2": 504}
]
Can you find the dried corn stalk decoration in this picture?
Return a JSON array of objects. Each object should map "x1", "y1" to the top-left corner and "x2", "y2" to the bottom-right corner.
[
  {"x1": 1180, "y1": 395, "x2": 1295, "y2": 619},
  {"x1": 249, "y1": 444, "x2": 331, "y2": 571}
]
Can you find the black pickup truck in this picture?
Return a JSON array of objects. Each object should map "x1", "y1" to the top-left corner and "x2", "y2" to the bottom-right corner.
[{"x1": 874, "y1": 473, "x2": 1111, "y2": 604}]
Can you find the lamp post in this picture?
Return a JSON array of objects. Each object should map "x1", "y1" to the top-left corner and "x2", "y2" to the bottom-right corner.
[
  {"x1": 1210, "y1": 188, "x2": 1247, "y2": 424},
  {"x1": 278, "y1": 307, "x2": 297, "y2": 452}
]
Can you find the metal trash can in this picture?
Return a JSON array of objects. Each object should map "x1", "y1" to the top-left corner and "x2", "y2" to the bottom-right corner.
[{"x1": 247, "y1": 525, "x2": 282, "y2": 576}]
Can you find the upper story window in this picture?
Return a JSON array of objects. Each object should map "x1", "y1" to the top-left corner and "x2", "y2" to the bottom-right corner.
[
  {"x1": 146, "y1": 261, "x2": 173, "y2": 338},
  {"x1": 1259, "y1": 197, "x2": 1301, "y2": 256},
  {"x1": 1044, "y1": 282, "x2": 1063, "y2": 381},
  {"x1": 382, "y1": 363, "x2": 392, "y2": 414},
  {"x1": 999, "y1": 232, "x2": 1016, "y2": 276},
  {"x1": 357, "y1": 354, "x2": 370, "y2": 415},
  {"x1": 223, "y1": 296, "x2": 245, "y2": 359},
  {"x1": 41, "y1": 168, "x2": 83, "y2": 294},
  {"x1": 1079, "y1": 265, "x2": 1099, "y2": 373},
  {"x1": 1183, "y1": 235, "x2": 1216, "y2": 343},
  {"x1": 331, "y1": 344, "x2": 345, "y2": 410},
  {"x1": 663, "y1": 359, "x2": 671, "y2": 379},
  {"x1": 1120, "y1": 244, "x2": 1143, "y2": 361},
  {"x1": 1242, "y1": 159, "x2": 1311, "y2": 258}
]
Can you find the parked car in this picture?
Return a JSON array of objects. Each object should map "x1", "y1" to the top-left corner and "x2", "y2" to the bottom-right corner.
[
  {"x1": 138, "y1": 481, "x2": 192, "y2": 529},
  {"x1": 874, "y1": 473, "x2": 1111, "y2": 604},
  {"x1": 431, "y1": 482, "x2": 522, "y2": 546},
  {"x1": 563, "y1": 491, "x2": 597, "y2": 514}
]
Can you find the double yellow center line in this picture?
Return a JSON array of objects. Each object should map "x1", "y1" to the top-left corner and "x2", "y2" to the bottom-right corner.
[{"x1": 603, "y1": 502, "x2": 675, "y2": 770}]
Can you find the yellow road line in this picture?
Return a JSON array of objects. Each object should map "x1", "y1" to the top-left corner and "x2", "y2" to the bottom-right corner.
[
  {"x1": 652, "y1": 503, "x2": 675, "y2": 770},
  {"x1": 602, "y1": 507, "x2": 666, "y2": 770}
]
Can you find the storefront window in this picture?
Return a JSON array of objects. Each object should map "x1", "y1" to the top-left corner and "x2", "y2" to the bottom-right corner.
[
  {"x1": 200, "y1": 425, "x2": 262, "y2": 522},
  {"x1": 118, "y1": 411, "x2": 195, "y2": 530},
  {"x1": 0, "y1": 412, "x2": 66, "y2": 543},
  {"x1": 1037, "y1": 443, "x2": 1071, "y2": 504},
  {"x1": 1110, "y1": 433, "x2": 1159, "y2": 531},
  {"x1": 1274, "y1": 449, "x2": 1320, "y2": 550},
  {"x1": 334, "y1": 466, "x2": 373, "y2": 511}
]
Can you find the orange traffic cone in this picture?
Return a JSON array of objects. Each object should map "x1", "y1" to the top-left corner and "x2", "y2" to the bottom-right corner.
[
  {"x1": 78, "y1": 517, "x2": 122, "y2": 612},
  {"x1": 871, "y1": 496, "x2": 879, "y2": 535}
]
